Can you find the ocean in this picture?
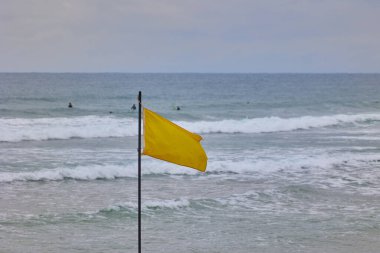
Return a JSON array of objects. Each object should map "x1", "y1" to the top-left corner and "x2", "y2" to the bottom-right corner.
[{"x1": 0, "y1": 73, "x2": 380, "y2": 253}]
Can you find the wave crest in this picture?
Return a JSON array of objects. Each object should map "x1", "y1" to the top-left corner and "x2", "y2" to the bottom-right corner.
[
  {"x1": 1, "y1": 113, "x2": 380, "y2": 142},
  {"x1": 0, "y1": 116, "x2": 137, "y2": 142},
  {"x1": 178, "y1": 113, "x2": 380, "y2": 134},
  {"x1": 1, "y1": 152, "x2": 379, "y2": 183}
]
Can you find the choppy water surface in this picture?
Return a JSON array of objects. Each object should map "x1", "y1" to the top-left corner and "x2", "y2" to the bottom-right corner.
[{"x1": 1, "y1": 73, "x2": 380, "y2": 253}]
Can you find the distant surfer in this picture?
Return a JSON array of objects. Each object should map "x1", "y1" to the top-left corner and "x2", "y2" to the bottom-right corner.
[
  {"x1": 176, "y1": 106, "x2": 181, "y2": 111},
  {"x1": 131, "y1": 104, "x2": 136, "y2": 111},
  {"x1": 68, "y1": 102, "x2": 73, "y2": 108}
]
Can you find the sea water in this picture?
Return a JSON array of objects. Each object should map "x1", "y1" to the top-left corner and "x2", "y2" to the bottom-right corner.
[{"x1": 0, "y1": 73, "x2": 379, "y2": 253}]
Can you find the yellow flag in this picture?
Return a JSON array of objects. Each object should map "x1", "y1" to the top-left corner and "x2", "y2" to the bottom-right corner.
[{"x1": 143, "y1": 108, "x2": 207, "y2": 172}]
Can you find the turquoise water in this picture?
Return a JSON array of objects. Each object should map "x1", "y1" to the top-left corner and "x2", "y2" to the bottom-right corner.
[{"x1": 1, "y1": 73, "x2": 380, "y2": 252}]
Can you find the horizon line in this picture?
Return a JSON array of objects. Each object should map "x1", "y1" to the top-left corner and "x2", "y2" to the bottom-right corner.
[{"x1": 1, "y1": 71, "x2": 380, "y2": 74}]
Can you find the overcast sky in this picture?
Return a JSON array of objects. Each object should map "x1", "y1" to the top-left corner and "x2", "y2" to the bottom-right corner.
[{"x1": 1, "y1": 0, "x2": 380, "y2": 73}]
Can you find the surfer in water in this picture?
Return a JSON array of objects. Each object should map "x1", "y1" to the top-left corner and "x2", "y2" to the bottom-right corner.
[
  {"x1": 131, "y1": 104, "x2": 136, "y2": 111},
  {"x1": 68, "y1": 102, "x2": 73, "y2": 108}
]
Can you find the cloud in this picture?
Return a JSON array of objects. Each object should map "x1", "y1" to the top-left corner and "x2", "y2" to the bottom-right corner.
[{"x1": 1, "y1": 0, "x2": 380, "y2": 72}]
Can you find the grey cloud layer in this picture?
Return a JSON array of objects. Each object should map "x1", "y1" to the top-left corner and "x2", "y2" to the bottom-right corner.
[{"x1": 1, "y1": 0, "x2": 380, "y2": 72}]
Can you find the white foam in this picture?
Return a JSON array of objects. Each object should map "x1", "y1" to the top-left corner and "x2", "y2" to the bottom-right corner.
[
  {"x1": 1, "y1": 113, "x2": 380, "y2": 142},
  {"x1": 0, "y1": 116, "x2": 137, "y2": 142},
  {"x1": 177, "y1": 113, "x2": 380, "y2": 134},
  {"x1": 203, "y1": 150, "x2": 380, "y2": 175},
  {"x1": 103, "y1": 198, "x2": 190, "y2": 212},
  {"x1": 0, "y1": 164, "x2": 132, "y2": 183},
  {"x1": 1, "y1": 150, "x2": 379, "y2": 183},
  {"x1": 332, "y1": 136, "x2": 380, "y2": 141}
]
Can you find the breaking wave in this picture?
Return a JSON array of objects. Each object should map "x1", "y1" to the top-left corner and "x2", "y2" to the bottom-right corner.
[
  {"x1": 1, "y1": 113, "x2": 380, "y2": 142},
  {"x1": 101, "y1": 198, "x2": 192, "y2": 213},
  {"x1": 177, "y1": 113, "x2": 380, "y2": 134},
  {"x1": 0, "y1": 116, "x2": 137, "y2": 142},
  {"x1": 1, "y1": 152, "x2": 379, "y2": 183},
  {"x1": 0, "y1": 164, "x2": 132, "y2": 183}
]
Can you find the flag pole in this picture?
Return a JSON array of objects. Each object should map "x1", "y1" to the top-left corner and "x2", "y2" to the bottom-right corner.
[{"x1": 137, "y1": 91, "x2": 142, "y2": 253}]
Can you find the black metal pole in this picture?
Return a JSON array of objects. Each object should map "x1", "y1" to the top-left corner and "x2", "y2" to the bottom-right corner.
[{"x1": 137, "y1": 91, "x2": 142, "y2": 253}]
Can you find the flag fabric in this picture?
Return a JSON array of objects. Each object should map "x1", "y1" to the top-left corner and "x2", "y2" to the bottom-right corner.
[{"x1": 142, "y1": 108, "x2": 207, "y2": 172}]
